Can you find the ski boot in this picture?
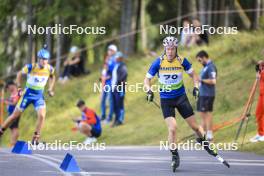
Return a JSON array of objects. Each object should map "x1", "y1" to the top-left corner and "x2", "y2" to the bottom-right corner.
[
  {"x1": 171, "y1": 149, "x2": 180, "y2": 172},
  {"x1": 197, "y1": 136, "x2": 217, "y2": 156}
]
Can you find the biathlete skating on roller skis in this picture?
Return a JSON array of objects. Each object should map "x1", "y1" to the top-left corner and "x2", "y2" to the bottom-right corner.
[
  {"x1": 0, "y1": 45, "x2": 55, "y2": 145},
  {"x1": 144, "y1": 36, "x2": 230, "y2": 172}
]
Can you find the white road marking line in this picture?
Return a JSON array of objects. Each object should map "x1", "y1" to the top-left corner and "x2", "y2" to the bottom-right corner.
[
  {"x1": 226, "y1": 162, "x2": 264, "y2": 166},
  {"x1": 228, "y1": 159, "x2": 264, "y2": 163},
  {"x1": 105, "y1": 146, "x2": 158, "y2": 150},
  {"x1": 187, "y1": 161, "x2": 264, "y2": 166},
  {"x1": 69, "y1": 155, "x2": 169, "y2": 160},
  {"x1": 34, "y1": 154, "x2": 62, "y2": 163},
  {"x1": 35, "y1": 154, "x2": 90, "y2": 176},
  {"x1": 77, "y1": 158, "x2": 166, "y2": 163},
  {"x1": 39, "y1": 171, "x2": 60, "y2": 173},
  {"x1": 86, "y1": 172, "x2": 125, "y2": 176}
]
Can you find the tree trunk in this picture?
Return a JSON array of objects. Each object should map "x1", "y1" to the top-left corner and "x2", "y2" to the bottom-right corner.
[
  {"x1": 45, "y1": 0, "x2": 52, "y2": 58},
  {"x1": 120, "y1": 0, "x2": 135, "y2": 55},
  {"x1": 198, "y1": 0, "x2": 206, "y2": 25},
  {"x1": 261, "y1": 0, "x2": 264, "y2": 16},
  {"x1": 186, "y1": 0, "x2": 197, "y2": 19},
  {"x1": 177, "y1": 0, "x2": 182, "y2": 26},
  {"x1": 252, "y1": 0, "x2": 261, "y2": 29},
  {"x1": 224, "y1": 4, "x2": 229, "y2": 27},
  {"x1": 27, "y1": 1, "x2": 33, "y2": 63},
  {"x1": 219, "y1": 0, "x2": 226, "y2": 26},
  {"x1": 140, "y1": 0, "x2": 147, "y2": 53},
  {"x1": 207, "y1": 0, "x2": 213, "y2": 26},
  {"x1": 212, "y1": 0, "x2": 219, "y2": 26},
  {"x1": 45, "y1": 31, "x2": 52, "y2": 55},
  {"x1": 227, "y1": 0, "x2": 235, "y2": 27},
  {"x1": 56, "y1": 17, "x2": 63, "y2": 76},
  {"x1": 134, "y1": 0, "x2": 141, "y2": 52}
]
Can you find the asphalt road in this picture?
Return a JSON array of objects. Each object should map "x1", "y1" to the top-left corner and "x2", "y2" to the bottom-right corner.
[{"x1": 1, "y1": 146, "x2": 264, "y2": 176}]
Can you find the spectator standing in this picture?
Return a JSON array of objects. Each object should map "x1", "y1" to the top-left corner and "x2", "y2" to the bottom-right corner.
[
  {"x1": 196, "y1": 50, "x2": 217, "y2": 141},
  {"x1": 250, "y1": 61, "x2": 264, "y2": 142},
  {"x1": 100, "y1": 44, "x2": 117, "y2": 122},
  {"x1": 111, "y1": 52, "x2": 127, "y2": 127}
]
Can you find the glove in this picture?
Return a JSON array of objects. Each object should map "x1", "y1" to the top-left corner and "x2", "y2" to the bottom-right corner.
[
  {"x1": 32, "y1": 131, "x2": 40, "y2": 145},
  {"x1": 146, "y1": 90, "x2": 154, "y2": 102},
  {"x1": 256, "y1": 64, "x2": 260, "y2": 72},
  {"x1": 193, "y1": 87, "x2": 199, "y2": 99},
  {"x1": 48, "y1": 90, "x2": 54, "y2": 97}
]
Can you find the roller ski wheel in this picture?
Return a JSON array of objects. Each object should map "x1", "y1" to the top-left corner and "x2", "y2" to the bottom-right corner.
[{"x1": 171, "y1": 153, "x2": 180, "y2": 172}]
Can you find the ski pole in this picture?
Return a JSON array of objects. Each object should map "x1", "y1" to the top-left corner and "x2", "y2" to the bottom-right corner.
[
  {"x1": 215, "y1": 154, "x2": 230, "y2": 168},
  {"x1": 152, "y1": 99, "x2": 160, "y2": 109},
  {"x1": 241, "y1": 115, "x2": 250, "y2": 148},
  {"x1": 235, "y1": 79, "x2": 258, "y2": 141}
]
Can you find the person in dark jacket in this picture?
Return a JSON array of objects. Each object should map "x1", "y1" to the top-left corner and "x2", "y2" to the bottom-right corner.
[{"x1": 111, "y1": 52, "x2": 128, "y2": 127}]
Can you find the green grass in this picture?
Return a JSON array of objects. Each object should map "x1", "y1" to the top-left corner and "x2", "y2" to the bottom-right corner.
[{"x1": 1, "y1": 31, "x2": 264, "y2": 154}]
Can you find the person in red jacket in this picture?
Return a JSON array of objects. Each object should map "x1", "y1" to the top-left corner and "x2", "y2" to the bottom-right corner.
[
  {"x1": 4, "y1": 81, "x2": 21, "y2": 146},
  {"x1": 250, "y1": 61, "x2": 264, "y2": 142},
  {"x1": 73, "y1": 100, "x2": 102, "y2": 144}
]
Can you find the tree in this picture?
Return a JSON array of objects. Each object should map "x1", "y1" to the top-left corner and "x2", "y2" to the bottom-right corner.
[
  {"x1": 252, "y1": 0, "x2": 261, "y2": 29},
  {"x1": 186, "y1": 0, "x2": 197, "y2": 19},
  {"x1": 140, "y1": 0, "x2": 147, "y2": 53},
  {"x1": 27, "y1": 0, "x2": 34, "y2": 63},
  {"x1": 198, "y1": 0, "x2": 206, "y2": 25},
  {"x1": 120, "y1": 0, "x2": 135, "y2": 55}
]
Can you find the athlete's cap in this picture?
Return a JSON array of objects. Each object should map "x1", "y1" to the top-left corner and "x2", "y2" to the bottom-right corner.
[
  {"x1": 37, "y1": 48, "x2": 50, "y2": 60},
  {"x1": 108, "y1": 44, "x2": 117, "y2": 52}
]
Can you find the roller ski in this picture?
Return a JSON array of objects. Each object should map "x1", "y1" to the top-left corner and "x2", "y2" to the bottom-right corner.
[{"x1": 197, "y1": 136, "x2": 230, "y2": 168}]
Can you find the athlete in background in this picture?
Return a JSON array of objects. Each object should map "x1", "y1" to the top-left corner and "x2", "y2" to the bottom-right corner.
[
  {"x1": 0, "y1": 46, "x2": 55, "y2": 144},
  {"x1": 4, "y1": 81, "x2": 21, "y2": 146}
]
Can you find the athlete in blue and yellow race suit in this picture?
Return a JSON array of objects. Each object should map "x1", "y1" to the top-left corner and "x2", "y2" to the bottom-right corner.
[
  {"x1": 0, "y1": 46, "x2": 56, "y2": 144},
  {"x1": 144, "y1": 36, "x2": 217, "y2": 172}
]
